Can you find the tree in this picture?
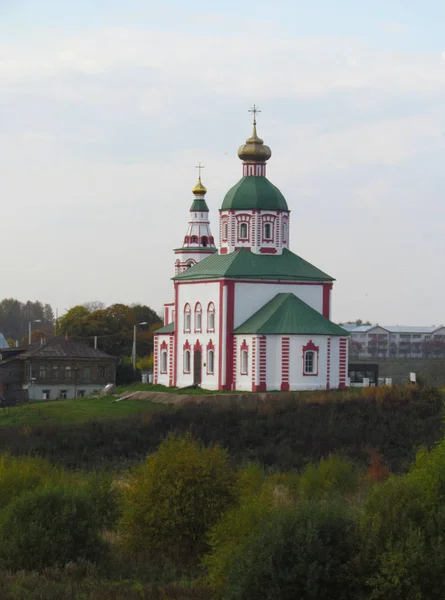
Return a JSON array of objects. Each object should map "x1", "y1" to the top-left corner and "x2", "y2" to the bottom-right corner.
[
  {"x1": 224, "y1": 502, "x2": 360, "y2": 600},
  {"x1": 0, "y1": 485, "x2": 107, "y2": 571},
  {"x1": 82, "y1": 301, "x2": 106, "y2": 312},
  {"x1": 121, "y1": 434, "x2": 236, "y2": 566}
]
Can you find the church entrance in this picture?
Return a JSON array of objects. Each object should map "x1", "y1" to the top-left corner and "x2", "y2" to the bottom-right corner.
[{"x1": 193, "y1": 350, "x2": 202, "y2": 385}]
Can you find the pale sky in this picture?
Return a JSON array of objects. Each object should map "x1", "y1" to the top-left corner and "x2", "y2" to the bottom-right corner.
[{"x1": 1, "y1": 0, "x2": 445, "y2": 325}]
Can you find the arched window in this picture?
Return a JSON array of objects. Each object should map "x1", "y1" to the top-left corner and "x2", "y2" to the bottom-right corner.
[
  {"x1": 161, "y1": 350, "x2": 167, "y2": 373},
  {"x1": 240, "y1": 349, "x2": 248, "y2": 375},
  {"x1": 264, "y1": 223, "x2": 272, "y2": 239},
  {"x1": 185, "y1": 260, "x2": 195, "y2": 270},
  {"x1": 191, "y1": 235, "x2": 198, "y2": 243},
  {"x1": 195, "y1": 302, "x2": 202, "y2": 332},
  {"x1": 209, "y1": 236, "x2": 214, "y2": 244},
  {"x1": 184, "y1": 304, "x2": 191, "y2": 332},
  {"x1": 302, "y1": 341, "x2": 319, "y2": 376},
  {"x1": 304, "y1": 351, "x2": 315, "y2": 374},
  {"x1": 184, "y1": 349, "x2": 191, "y2": 373},
  {"x1": 201, "y1": 236, "x2": 208, "y2": 247},
  {"x1": 282, "y1": 219, "x2": 288, "y2": 243},
  {"x1": 239, "y1": 222, "x2": 248, "y2": 239},
  {"x1": 207, "y1": 349, "x2": 214, "y2": 374},
  {"x1": 223, "y1": 222, "x2": 228, "y2": 240},
  {"x1": 207, "y1": 302, "x2": 215, "y2": 332}
]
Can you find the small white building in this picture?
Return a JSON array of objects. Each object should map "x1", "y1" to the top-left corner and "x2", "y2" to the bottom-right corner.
[{"x1": 154, "y1": 116, "x2": 349, "y2": 391}]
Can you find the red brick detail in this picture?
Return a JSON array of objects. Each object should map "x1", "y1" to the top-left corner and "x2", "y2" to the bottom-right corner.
[
  {"x1": 168, "y1": 335, "x2": 174, "y2": 386},
  {"x1": 232, "y1": 337, "x2": 237, "y2": 386},
  {"x1": 220, "y1": 247, "x2": 228, "y2": 254},
  {"x1": 339, "y1": 337, "x2": 348, "y2": 389},
  {"x1": 257, "y1": 336, "x2": 267, "y2": 391},
  {"x1": 281, "y1": 337, "x2": 290, "y2": 391},
  {"x1": 326, "y1": 337, "x2": 331, "y2": 390},
  {"x1": 153, "y1": 337, "x2": 159, "y2": 384},
  {"x1": 251, "y1": 337, "x2": 257, "y2": 391},
  {"x1": 259, "y1": 247, "x2": 277, "y2": 254}
]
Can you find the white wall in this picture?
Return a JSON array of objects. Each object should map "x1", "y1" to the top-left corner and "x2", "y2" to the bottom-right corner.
[
  {"x1": 176, "y1": 281, "x2": 220, "y2": 390},
  {"x1": 234, "y1": 282, "x2": 323, "y2": 328},
  {"x1": 233, "y1": 334, "x2": 255, "y2": 391}
]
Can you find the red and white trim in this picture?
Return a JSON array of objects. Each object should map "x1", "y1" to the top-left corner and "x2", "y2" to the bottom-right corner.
[
  {"x1": 302, "y1": 340, "x2": 319, "y2": 377},
  {"x1": 257, "y1": 336, "x2": 267, "y2": 391},
  {"x1": 326, "y1": 337, "x2": 331, "y2": 390},
  {"x1": 339, "y1": 337, "x2": 348, "y2": 389},
  {"x1": 242, "y1": 163, "x2": 266, "y2": 176},
  {"x1": 281, "y1": 337, "x2": 290, "y2": 391}
]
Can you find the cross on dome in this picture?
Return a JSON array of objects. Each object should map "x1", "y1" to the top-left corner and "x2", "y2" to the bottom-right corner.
[
  {"x1": 195, "y1": 161, "x2": 205, "y2": 179},
  {"x1": 248, "y1": 104, "x2": 261, "y2": 126}
]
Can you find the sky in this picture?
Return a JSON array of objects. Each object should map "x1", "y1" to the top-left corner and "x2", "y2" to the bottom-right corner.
[{"x1": 1, "y1": 0, "x2": 445, "y2": 325}]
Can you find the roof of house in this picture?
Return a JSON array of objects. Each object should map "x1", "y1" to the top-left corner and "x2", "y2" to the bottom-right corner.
[
  {"x1": 20, "y1": 337, "x2": 116, "y2": 360},
  {"x1": 173, "y1": 247, "x2": 333, "y2": 282},
  {"x1": 221, "y1": 176, "x2": 289, "y2": 212},
  {"x1": 154, "y1": 322, "x2": 175, "y2": 334},
  {"x1": 233, "y1": 293, "x2": 349, "y2": 336},
  {"x1": 347, "y1": 325, "x2": 445, "y2": 334}
]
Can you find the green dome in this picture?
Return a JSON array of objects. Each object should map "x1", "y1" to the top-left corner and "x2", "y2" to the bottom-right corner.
[{"x1": 221, "y1": 176, "x2": 288, "y2": 212}]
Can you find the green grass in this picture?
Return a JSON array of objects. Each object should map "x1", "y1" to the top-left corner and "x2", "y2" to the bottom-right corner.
[{"x1": 0, "y1": 396, "x2": 168, "y2": 427}]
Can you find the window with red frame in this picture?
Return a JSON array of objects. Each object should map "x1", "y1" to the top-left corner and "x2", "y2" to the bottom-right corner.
[
  {"x1": 207, "y1": 302, "x2": 215, "y2": 331},
  {"x1": 195, "y1": 303, "x2": 202, "y2": 332},
  {"x1": 184, "y1": 304, "x2": 191, "y2": 332}
]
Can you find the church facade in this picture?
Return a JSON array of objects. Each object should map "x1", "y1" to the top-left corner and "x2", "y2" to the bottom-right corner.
[{"x1": 154, "y1": 115, "x2": 349, "y2": 391}]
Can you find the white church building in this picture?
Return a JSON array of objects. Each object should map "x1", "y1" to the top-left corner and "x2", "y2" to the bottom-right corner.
[{"x1": 154, "y1": 114, "x2": 349, "y2": 391}]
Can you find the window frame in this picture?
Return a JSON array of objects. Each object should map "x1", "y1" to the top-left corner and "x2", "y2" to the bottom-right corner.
[
  {"x1": 240, "y1": 349, "x2": 248, "y2": 375},
  {"x1": 194, "y1": 302, "x2": 202, "y2": 333},
  {"x1": 239, "y1": 222, "x2": 248, "y2": 240},
  {"x1": 160, "y1": 349, "x2": 168, "y2": 374},
  {"x1": 207, "y1": 302, "x2": 215, "y2": 332},
  {"x1": 264, "y1": 222, "x2": 272, "y2": 240},
  {"x1": 207, "y1": 349, "x2": 215, "y2": 375},
  {"x1": 184, "y1": 304, "x2": 191, "y2": 333},
  {"x1": 183, "y1": 349, "x2": 191, "y2": 374}
]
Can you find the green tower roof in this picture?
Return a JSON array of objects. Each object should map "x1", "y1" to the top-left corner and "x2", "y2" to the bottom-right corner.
[
  {"x1": 173, "y1": 247, "x2": 333, "y2": 282},
  {"x1": 190, "y1": 197, "x2": 209, "y2": 212},
  {"x1": 233, "y1": 293, "x2": 348, "y2": 336},
  {"x1": 221, "y1": 176, "x2": 289, "y2": 212}
]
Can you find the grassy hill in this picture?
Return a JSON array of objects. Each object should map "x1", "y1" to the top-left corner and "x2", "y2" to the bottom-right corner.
[{"x1": 0, "y1": 384, "x2": 442, "y2": 474}]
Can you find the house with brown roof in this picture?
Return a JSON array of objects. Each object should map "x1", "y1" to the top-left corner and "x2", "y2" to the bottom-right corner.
[{"x1": 0, "y1": 337, "x2": 116, "y2": 403}]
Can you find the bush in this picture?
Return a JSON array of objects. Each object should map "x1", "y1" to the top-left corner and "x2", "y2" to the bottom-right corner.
[
  {"x1": 0, "y1": 484, "x2": 107, "y2": 571},
  {"x1": 120, "y1": 433, "x2": 236, "y2": 567},
  {"x1": 299, "y1": 454, "x2": 359, "y2": 500},
  {"x1": 0, "y1": 454, "x2": 61, "y2": 507},
  {"x1": 83, "y1": 471, "x2": 120, "y2": 529},
  {"x1": 223, "y1": 501, "x2": 359, "y2": 600}
]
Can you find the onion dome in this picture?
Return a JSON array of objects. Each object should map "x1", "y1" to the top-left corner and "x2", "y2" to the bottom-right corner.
[
  {"x1": 238, "y1": 122, "x2": 272, "y2": 163},
  {"x1": 192, "y1": 177, "x2": 207, "y2": 196},
  {"x1": 221, "y1": 176, "x2": 288, "y2": 211}
]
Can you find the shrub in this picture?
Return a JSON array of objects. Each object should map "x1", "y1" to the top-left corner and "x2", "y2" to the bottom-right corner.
[
  {"x1": 223, "y1": 501, "x2": 359, "y2": 600},
  {"x1": 0, "y1": 484, "x2": 107, "y2": 571},
  {"x1": 83, "y1": 471, "x2": 121, "y2": 529},
  {"x1": 0, "y1": 454, "x2": 61, "y2": 507},
  {"x1": 120, "y1": 433, "x2": 236, "y2": 567},
  {"x1": 299, "y1": 455, "x2": 359, "y2": 500}
]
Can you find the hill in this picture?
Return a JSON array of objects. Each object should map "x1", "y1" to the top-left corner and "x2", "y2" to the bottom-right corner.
[{"x1": 0, "y1": 384, "x2": 442, "y2": 473}]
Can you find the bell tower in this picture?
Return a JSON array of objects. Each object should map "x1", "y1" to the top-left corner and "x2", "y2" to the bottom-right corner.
[{"x1": 174, "y1": 165, "x2": 217, "y2": 275}]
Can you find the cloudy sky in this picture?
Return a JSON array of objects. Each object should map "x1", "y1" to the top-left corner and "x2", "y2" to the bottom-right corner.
[{"x1": 1, "y1": 0, "x2": 445, "y2": 325}]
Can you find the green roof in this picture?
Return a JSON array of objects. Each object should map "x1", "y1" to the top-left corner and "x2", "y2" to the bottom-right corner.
[
  {"x1": 221, "y1": 176, "x2": 288, "y2": 211},
  {"x1": 154, "y1": 322, "x2": 175, "y2": 334},
  {"x1": 173, "y1": 248, "x2": 333, "y2": 282},
  {"x1": 190, "y1": 198, "x2": 209, "y2": 212},
  {"x1": 233, "y1": 293, "x2": 349, "y2": 336}
]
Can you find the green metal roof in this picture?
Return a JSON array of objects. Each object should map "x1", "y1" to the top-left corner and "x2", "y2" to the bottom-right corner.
[
  {"x1": 173, "y1": 248, "x2": 333, "y2": 282},
  {"x1": 154, "y1": 322, "x2": 175, "y2": 334},
  {"x1": 221, "y1": 176, "x2": 288, "y2": 211},
  {"x1": 190, "y1": 197, "x2": 209, "y2": 212},
  {"x1": 233, "y1": 293, "x2": 349, "y2": 336}
]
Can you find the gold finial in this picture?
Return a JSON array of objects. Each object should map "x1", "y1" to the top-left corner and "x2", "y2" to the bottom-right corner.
[
  {"x1": 238, "y1": 105, "x2": 271, "y2": 164},
  {"x1": 192, "y1": 162, "x2": 207, "y2": 196}
]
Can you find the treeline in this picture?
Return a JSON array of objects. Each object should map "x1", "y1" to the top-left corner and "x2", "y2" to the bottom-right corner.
[
  {"x1": 56, "y1": 303, "x2": 162, "y2": 358},
  {"x1": 2, "y1": 424, "x2": 445, "y2": 598},
  {"x1": 0, "y1": 299, "x2": 162, "y2": 359},
  {"x1": 0, "y1": 299, "x2": 54, "y2": 342}
]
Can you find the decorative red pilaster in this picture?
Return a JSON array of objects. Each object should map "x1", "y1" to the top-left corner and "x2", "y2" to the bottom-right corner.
[
  {"x1": 326, "y1": 337, "x2": 331, "y2": 390},
  {"x1": 256, "y1": 336, "x2": 267, "y2": 392},
  {"x1": 322, "y1": 283, "x2": 333, "y2": 319},
  {"x1": 168, "y1": 335, "x2": 174, "y2": 387},
  {"x1": 281, "y1": 337, "x2": 290, "y2": 391},
  {"x1": 339, "y1": 337, "x2": 347, "y2": 389},
  {"x1": 153, "y1": 336, "x2": 158, "y2": 384}
]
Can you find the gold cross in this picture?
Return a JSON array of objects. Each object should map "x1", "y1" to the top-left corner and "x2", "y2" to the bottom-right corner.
[
  {"x1": 195, "y1": 162, "x2": 205, "y2": 179},
  {"x1": 248, "y1": 104, "x2": 261, "y2": 125}
]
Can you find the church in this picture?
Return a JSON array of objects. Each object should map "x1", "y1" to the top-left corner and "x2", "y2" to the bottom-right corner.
[{"x1": 153, "y1": 111, "x2": 349, "y2": 391}]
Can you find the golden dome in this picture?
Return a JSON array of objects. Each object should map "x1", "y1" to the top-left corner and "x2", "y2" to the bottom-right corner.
[
  {"x1": 238, "y1": 122, "x2": 272, "y2": 164},
  {"x1": 192, "y1": 177, "x2": 207, "y2": 196}
]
